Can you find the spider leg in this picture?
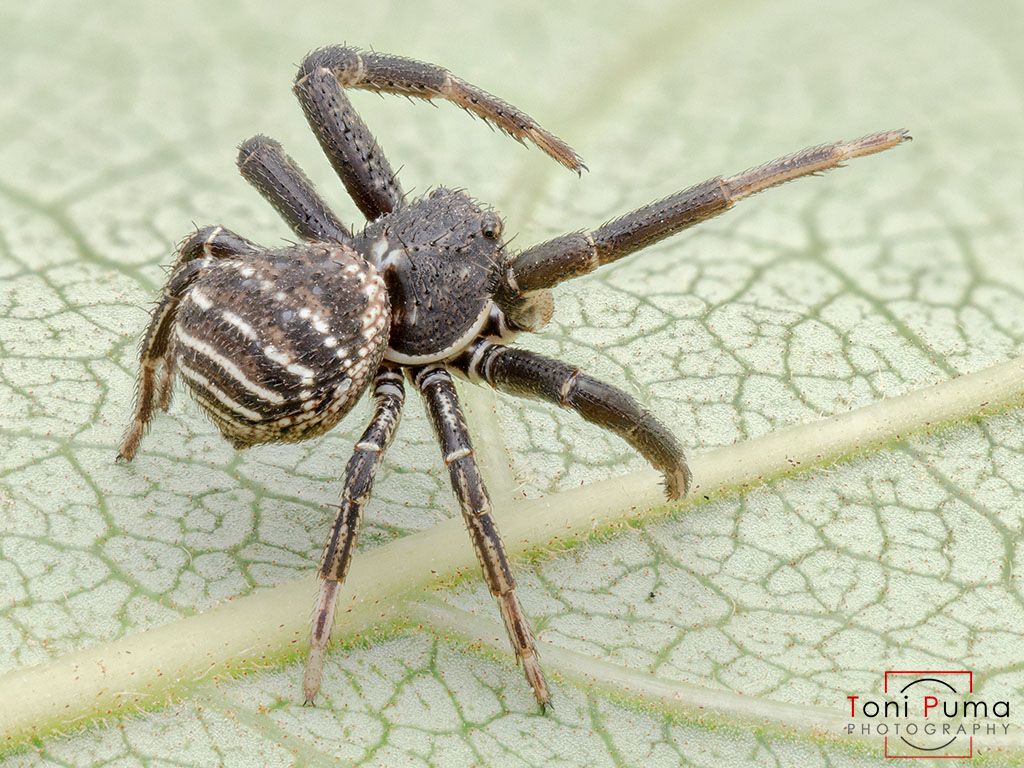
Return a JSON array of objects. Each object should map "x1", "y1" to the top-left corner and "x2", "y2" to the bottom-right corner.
[
  {"x1": 293, "y1": 46, "x2": 584, "y2": 221},
  {"x1": 453, "y1": 341, "x2": 691, "y2": 499},
  {"x1": 415, "y1": 365, "x2": 550, "y2": 708},
  {"x1": 294, "y1": 53, "x2": 404, "y2": 221},
  {"x1": 155, "y1": 348, "x2": 176, "y2": 412},
  {"x1": 237, "y1": 135, "x2": 352, "y2": 244},
  {"x1": 498, "y1": 130, "x2": 910, "y2": 317},
  {"x1": 118, "y1": 228, "x2": 261, "y2": 460},
  {"x1": 304, "y1": 366, "x2": 404, "y2": 704}
]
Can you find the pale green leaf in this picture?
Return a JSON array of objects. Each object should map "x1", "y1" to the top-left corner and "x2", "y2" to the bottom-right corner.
[{"x1": 2, "y1": 0, "x2": 1023, "y2": 766}]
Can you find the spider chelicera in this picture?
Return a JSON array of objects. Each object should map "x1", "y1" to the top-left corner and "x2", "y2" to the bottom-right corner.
[{"x1": 117, "y1": 45, "x2": 909, "y2": 707}]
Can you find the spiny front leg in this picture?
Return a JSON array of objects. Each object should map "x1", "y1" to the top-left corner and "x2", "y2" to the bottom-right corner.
[
  {"x1": 293, "y1": 45, "x2": 584, "y2": 223},
  {"x1": 498, "y1": 130, "x2": 910, "y2": 319},
  {"x1": 297, "y1": 46, "x2": 584, "y2": 172},
  {"x1": 294, "y1": 52, "x2": 405, "y2": 221},
  {"x1": 415, "y1": 365, "x2": 550, "y2": 708},
  {"x1": 304, "y1": 366, "x2": 405, "y2": 704},
  {"x1": 454, "y1": 341, "x2": 690, "y2": 499}
]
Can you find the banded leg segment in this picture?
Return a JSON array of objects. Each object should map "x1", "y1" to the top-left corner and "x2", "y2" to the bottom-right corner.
[
  {"x1": 454, "y1": 341, "x2": 691, "y2": 499},
  {"x1": 304, "y1": 366, "x2": 405, "y2": 703},
  {"x1": 237, "y1": 135, "x2": 352, "y2": 244},
  {"x1": 416, "y1": 366, "x2": 550, "y2": 707},
  {"x1": 503, "y1": 130, "x2": 910, "y2": 296}
]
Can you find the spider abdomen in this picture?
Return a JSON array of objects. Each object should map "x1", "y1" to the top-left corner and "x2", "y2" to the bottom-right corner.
[{"x1": 171, "y1": 244, "x2": 389, "y2": 447}]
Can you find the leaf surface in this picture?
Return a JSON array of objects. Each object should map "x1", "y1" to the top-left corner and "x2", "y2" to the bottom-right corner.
[{"x1": 1, "y1": 1, "x2": 1023, "y2": 765}]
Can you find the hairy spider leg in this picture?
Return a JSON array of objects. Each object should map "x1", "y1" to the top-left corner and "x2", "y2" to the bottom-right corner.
[
  {"x1": 293, "y1": 45, "x2": 585, "y2": 223},
  {"x1": 237, "y1": 135, "x2": 353, "y2": 245},
  {"x1": 416, "y1": 365, "x2": 550, "y2": 708},
  {"x1": 304, "y1": 365, "x2": 405, "y2": 704},
  {"x1": 294, "y1": 57, "x2": 405, "y2": 221},
  {"x1": 455, "y1": 341, "x2": 691, "y2": 499},
  {"x1": 500, "y1": 130, "x2": 911, "y2": 326}
]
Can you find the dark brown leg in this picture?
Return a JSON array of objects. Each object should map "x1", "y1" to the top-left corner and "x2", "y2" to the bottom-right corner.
[
  {"x1": 293, "y1": 45, "x2": 584, "y2": 221},
  {"x1": 415, "y1": 365, "x2": 550, "y2": 708},
  {"x1": 119, "y1": 227, "x2": 260, "y2": 460},
  {"x1": 304, "y1": 366, "x2": 405, "y2": 703},
  {"x1": 237, "y1": 135, "x2": 352, "y2": 244},
  {"x1": 501, "y1": 130, "x2": 910, "y2": 300},
  {"x1": 453, "y1": 341, "x2": 691, "y2": 499}
]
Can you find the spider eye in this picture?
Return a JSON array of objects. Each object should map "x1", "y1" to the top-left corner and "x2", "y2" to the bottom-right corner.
[{"x1": 481, "y1": 215, "x2": 503, "y2": 240}]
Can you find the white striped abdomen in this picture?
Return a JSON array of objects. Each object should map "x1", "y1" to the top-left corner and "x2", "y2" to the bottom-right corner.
[{"x1": 172, "y1": 244, "x2": 390, "y2": 447}]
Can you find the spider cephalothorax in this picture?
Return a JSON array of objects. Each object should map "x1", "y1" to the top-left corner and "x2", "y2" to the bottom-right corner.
[
  {"x1": 356, "y1": 187, "x2": 507, "y2": 364},
  {"x1": 118, "y1": 45, "x2": 909, "y2": 708}
]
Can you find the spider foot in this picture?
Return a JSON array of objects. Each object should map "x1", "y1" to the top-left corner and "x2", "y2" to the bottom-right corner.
[
  {"x1": 521, "y1": 651, "x2": 552, "y2": 711},
  {"x1": 116, "y1": 423, "x2": 142, "y2": 463},
  {"x1": 302, "y1": 649, "x2": 325, "y2": 706},
  {"x1": 303, "y1": 579, "x2": 339, "y2": 704},
  {"x1": 664, "y1": 460, "x2": 693, "y2": 501},
  {"x1": 497, "y1": 591, "x2": 550, "y2": 708}
]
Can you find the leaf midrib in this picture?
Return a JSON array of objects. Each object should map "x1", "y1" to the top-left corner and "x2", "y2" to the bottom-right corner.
[{"x1": 2, "y1": 350, "x2": 1022, "y2": 753}]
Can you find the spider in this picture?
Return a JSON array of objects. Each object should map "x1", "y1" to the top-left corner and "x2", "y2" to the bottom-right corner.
[{"x1": 117, "y1": 45, "x2": 909, "y2": 708}]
